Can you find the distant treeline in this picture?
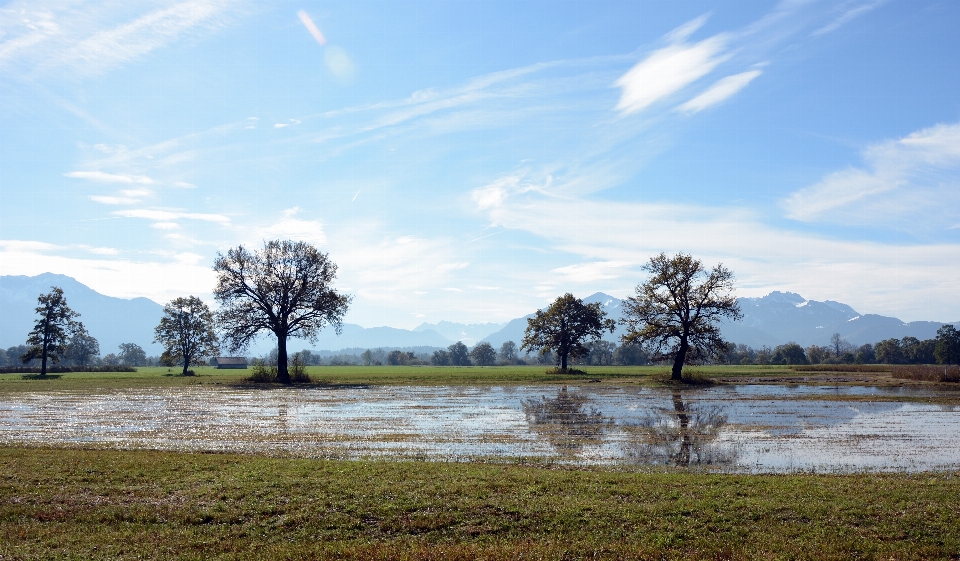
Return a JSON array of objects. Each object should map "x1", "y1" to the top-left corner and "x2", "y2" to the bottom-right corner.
[{"x1": 3, "y1": 324, "x2": 957, "y2": 370}]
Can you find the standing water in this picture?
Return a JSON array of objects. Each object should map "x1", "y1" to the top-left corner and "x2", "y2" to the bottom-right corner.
[{"x1": 1, "y1": 384, "x2": 958, "y2": 472}]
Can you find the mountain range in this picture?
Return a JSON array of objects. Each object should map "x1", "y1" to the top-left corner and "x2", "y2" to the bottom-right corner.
[{"x1": 1, "y1": 274, "x2": 955, "y2": 357}]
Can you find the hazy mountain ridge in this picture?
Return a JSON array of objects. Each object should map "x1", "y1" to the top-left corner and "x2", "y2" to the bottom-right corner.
[
  {"x1": 0, "y1": 273, "x2": 165, "y2": 355},
  {"x1": 412, "y1": 320, "x2": 504, "y2": 347},
  {"x1": 1, "y1": 275, "x2": 955, "y2": 357}
]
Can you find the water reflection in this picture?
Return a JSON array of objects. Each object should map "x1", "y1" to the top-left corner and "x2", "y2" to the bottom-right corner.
[
  {"x1": 625, "y1": 389, "x2": 735, "y2": 467},
  {"x1": 522, "y1": 387, "x2": 611, "y2": 455}
]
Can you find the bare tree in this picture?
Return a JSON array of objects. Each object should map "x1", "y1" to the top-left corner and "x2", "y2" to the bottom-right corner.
[
  {"x1": 621, "y1": 253, "x2": 742, "y2": 381},
  {"x1": 21, "y1": 287, "x2": 79, "y2": 376},
  {"x1": 213, "y1": 240, "x2": 351, "y2": 383},
  {"x1": 154, "y1": 296, "x2": 220, "y2": 377}
]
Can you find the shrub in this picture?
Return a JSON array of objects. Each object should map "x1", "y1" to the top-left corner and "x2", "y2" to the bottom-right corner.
[
  {"x1": 891, "y1": 365, "x2": 960, "y2": 383},
  {"x1": 245, "y1": 359, "x2": 278, "y2": 383}
]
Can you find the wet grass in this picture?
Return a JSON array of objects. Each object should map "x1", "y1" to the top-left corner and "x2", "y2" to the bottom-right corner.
[
  {"x1": 1, "y1": 446, "x2": 958, "y2": 560},
  {"x1": 0, "y1": 365, "x2": 798, "y2": 392}
]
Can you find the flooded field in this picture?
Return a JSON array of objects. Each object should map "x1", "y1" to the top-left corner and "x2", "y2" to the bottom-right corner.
[{"x1": 1, "y1": 384, "x2": 958, "y2": 472}]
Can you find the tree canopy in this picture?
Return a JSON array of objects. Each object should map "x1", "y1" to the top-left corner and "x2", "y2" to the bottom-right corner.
[
  {"x1": 213, "y1": 240, "x2": 352, "y2": 383},
  {"x1": 65, "y1": 322, "x2": 99, "y2": 367},
  {"x1": 521, "y1": 293, "x2": 615, "y2": 371},
  {"x1": 621, "y1": 253, "x2": 741, "y2": 381},
  {"x1": 154, "y1": 296, "x2": 220, "y2": 377},
  {"x1": 935, "y1": 325, "x2": 960, "y2": 365},
  {"x1": 470, "y1": 342, "x2": 496, "y2": 366},
  {"x1": 21, "y1": 287, "x2": 79, "y2": 376}
]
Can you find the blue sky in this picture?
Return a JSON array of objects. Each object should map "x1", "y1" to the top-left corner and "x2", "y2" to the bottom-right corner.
[{"x1": 1, "y1": 0, "x2": 958, "y2": 328}]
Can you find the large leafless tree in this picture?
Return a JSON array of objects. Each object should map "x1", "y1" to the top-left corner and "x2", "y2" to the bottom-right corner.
[
  {"x1": 621, "y1": 253, "x2": 741, "y2": 381},
  {"x1": 213, "y1": 240, "x2": 351, "y2": 383}
]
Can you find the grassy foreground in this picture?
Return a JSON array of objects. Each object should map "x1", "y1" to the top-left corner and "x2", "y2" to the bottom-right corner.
[{"x1": 2, "y1": 447, "x2": 958, "y2": 560}]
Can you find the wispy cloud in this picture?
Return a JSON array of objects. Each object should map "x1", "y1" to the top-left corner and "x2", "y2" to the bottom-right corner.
[
  {"x1": 89, "y1": 195, "x2": 140, "y2": 205},
  {"x1": 0, "y1": 0, "x2": 240, "y2": 76},
  {"x1": 677, "y1": 69, "x2": 762, "y2": 113},
  {"x1": 782, "y1": 121, "x2": 960, "y2": 226},
  {"x1": 66, "y1": 171, "x2": 155, "y2": 184},
  {"x1": 114, "y1": 208, "x2": 231, "y2": 224},
  {"x1": 297, "y1": 9, "x2": 326, "y2": 46},
  {"x1": 471, "y1": 173, "x2": 960, "y2": 322},
  {"x1": 813, "y1": 0, "x2": 888, "y2": 36}
]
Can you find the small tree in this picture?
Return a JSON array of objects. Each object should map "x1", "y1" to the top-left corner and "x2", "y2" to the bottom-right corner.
[
  {"x1": 447, "y1": 341, "x2": 471, "y2": 366},
  {"x1": 621, "y1": 253, "x2": 742, "y2": 381},
  {"x1": 521, "y1": 293, "x2": 615, "y2": 371},
  {"x1": 771, "y1": 343, "x2": 808, "y2": 365},
  {"x1": 470, "y1": 342, "x2": 496, "y2": 366},
  {"x1": 117, "y1": 343, "x2": 147, "y2": 366},
  {"x1": 935, "y1": 325, "x2": 960, "y2": 365},
  {"x1": 66, "y1": 322, "x2": 99, "y2": 367},
  {"x1": 154, "y1": 296, "x2": 220, "y2": 377},
  {"x1": 21, "y1": 287, "x2": 79, "y2": 376},
  {"x1": 498, "y1": 341, "x2": 518, "y2": 364},
  {"x1": 213, "y1": 240, "x2": 352, "y2": 383}
]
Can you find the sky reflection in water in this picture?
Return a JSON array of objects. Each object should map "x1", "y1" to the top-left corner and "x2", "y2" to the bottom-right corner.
[{"x1": 1, "y1": 384, "x2": 958, "y2": 472}]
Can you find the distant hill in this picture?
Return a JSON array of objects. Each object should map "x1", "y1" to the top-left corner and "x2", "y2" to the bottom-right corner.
[
  {"x1": 3, "y1": 274, "x2": 955, "y2": 357},
  {"x1": 481, "y1": 292, "x2": 627, "y2": 350},
  {"x1": 0, "y1": 273, "x2": 165, "y2": 355},
  {"x1": 0, "y1": 274, "x2": 459, "y2": 357},
  {"x1": 412, "y1": 320, "x2": 504, "y2": 347},
  {"x1": 481, "y1": 290, "x2": 956, "y2": 350}
]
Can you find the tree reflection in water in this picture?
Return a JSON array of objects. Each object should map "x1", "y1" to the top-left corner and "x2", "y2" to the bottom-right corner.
[
  {"x1": 522, "y1": 387, "x2": 611, "y2": 456},
  {"x1": 625, "y1": 389, "x2": 735, "y2": 467}
]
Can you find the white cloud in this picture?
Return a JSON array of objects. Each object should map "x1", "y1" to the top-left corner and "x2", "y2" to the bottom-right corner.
[
  {"x1": 614, "y1": 25, "x2": 728, "y2": 114},
  {"x1": 550, "y1": 261, "x2": 633, "y2": 283},
  {"x1": 0, "y1": 241, "x2": 215, "y2": 303},
  {"x1": 782, "y1": 121, "x2": 960, "y2": 224},
  {"x1": 66, "y1": 171, "x2": 155, "y2": 184},
  {"x1": 114, "y1": 208, "x2": 231, "y2": 224},
  {"x1": 151, "y1": 222, "x2": 180, "y2": 230},
  {"x1": 677, "y1": 70, "x2": 762, "y2": 113},
  {"x1": 297, "y1": 9, "x2": 326, "y2": 46},
  {"x1": 473, "y1": 185, "x2": 960, "y2": 322},
  {"x1": 89, "y1": 195, "x2": 140, "y2": 205},
  {"x1": 255, "y1": 207, "x2": 326, "y2": 245}
]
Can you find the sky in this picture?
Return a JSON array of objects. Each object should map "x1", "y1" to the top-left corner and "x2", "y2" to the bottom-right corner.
[{"x1": 1, "y1": 0, "x2": 958, "y2": 329}]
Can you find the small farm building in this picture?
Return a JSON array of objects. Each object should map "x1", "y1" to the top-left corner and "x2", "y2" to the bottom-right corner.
[{"x1": 215, "y1": 357, "x2": 248, "y2": 369}]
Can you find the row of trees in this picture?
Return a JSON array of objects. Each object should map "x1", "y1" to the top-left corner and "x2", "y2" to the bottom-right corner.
[
  {"x1": 16, "y1": 243, "x2": 959, "y2": 380},
  {"x1": 721, "y1": 326, "x2": 960, "y2": 366}
]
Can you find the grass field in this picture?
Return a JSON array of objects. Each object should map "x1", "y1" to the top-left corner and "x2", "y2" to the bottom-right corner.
[
  {"x1": 2, "y1": 446, "x2": 958, "y2": 560},
  {"x1": 0, "y1": 363, "x2": 922, "y2": 393}
]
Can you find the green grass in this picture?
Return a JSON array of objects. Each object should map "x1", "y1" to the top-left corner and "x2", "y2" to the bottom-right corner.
[
  {"x1": 1, "y1": 446, "x2": 957, "y2": 559},
  {"x1": 0, "y1": 364, "x2": 801, "y2": 392}
]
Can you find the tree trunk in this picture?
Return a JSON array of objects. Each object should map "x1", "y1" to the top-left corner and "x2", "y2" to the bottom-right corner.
[
  {"x1": 560, "y1": 352, "x2": 567, "y2": 371},
  {"x1": 40, "y1": 317, "x2": 49, "y2": 377},
  {"x1": 181, "y1": 353, "x2": 190, "y2": 377},
  {"x1": 671, "y1": 338, "x2": 688, "y2": 381},
  {"x1": 276, "y1": 334, "x2": 289, "y2": 384},
  {"x1": 671, "y1": 389, "x2": 691, "y2": 466}
]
